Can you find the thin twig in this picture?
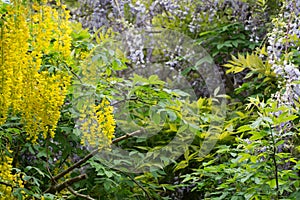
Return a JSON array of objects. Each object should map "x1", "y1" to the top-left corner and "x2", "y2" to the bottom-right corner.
[
  {"x1": 52, "y1": 129, "x2": 144, "y2": 182},
  {"x1": 52, "y1": 150, "x2": 98, "y2": 182},
  {"x1": 67, "y1": 186, "x2": 96, "y2": 200},
  {"x1": 63, "y1": 62, "x2": 83, "y2": 84},
  {"x1": 70, "y1": 70, "x2": 83, "y2": 84},
  {"x1": 111, "y1": 97, "x2": 138, "y2": 106},
  {"x1": 112, "y1": 129, "x2": 144, "y2": 143},
  {"x1": 121, "y1": 172, "x2": 151, "y2": 200},
  {"x1": 45, "y1": 174, "x2": 87, "y2": 193},
  {"x1": 269, "y1": 123, "x2": 279, "y2": 199}
]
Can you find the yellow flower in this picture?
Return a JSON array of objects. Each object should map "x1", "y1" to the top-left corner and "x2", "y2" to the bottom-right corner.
[
  {"x1": 79, "y1": 98, "x2": 116, "y2": 149},
  {"x1": 0, "y1": 0, "x2": 72, "y2": 142},
  {"x1": 0, "y1": 149, "x2": 23, "y2": 199}
]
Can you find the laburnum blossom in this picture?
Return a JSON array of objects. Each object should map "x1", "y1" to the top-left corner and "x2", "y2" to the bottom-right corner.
[
  {"x1": 79, "y1": 98, "x2": 116, "y2": 149},
  {"x1": 0, "y1": 149, "x2": 23, "y2": 200},
  {"x1": 0, "y1": 0, "x2": 72, "y2": 142}
]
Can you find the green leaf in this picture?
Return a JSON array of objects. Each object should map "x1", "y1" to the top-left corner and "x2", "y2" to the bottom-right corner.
[
  {"x1": 166, "y1": 110, "x2": 177, "y2": 121},
  {"x1": 148, "y1": 75, "x2": 165, "y2": 85},
  {"x1": 43, "y1": 194, "x2": 56, "y2": 200},
  {"x1": 238, "y1": 153, "x2": 250, "y2": 163},
  {"x1": 203, "y1": 159, "x2": 216, "y2": 167},
  {"x1": 199, "y1": 30, "x2": 215, "y2": 36},
  {"x1": 237, "y1": 125, "x2": 252, "y2": 133},
  {"x1": 177, "y1": 124, "x2": 188, "y2": 134},
  {"x1": 25, "y1": 166, "x2": 45, "y2": 177},
  {"x1": 171, "y1": 89, "x2": 190, "y2": 97},
  {"x1": 241, "y1": 173, "x2": 253, "y2": 183},
  {"x1": 249, "y1": 131, "x2": 266, "y2": 140},
  {"x1": 37, "y1": 148, "x2": 47, "y2": 158},
  {"x1": 131, "y1": 74, "x2": 148, "y2": 85},
  {"x1": 181, "y1": 66, "x2": 195, "y2": 76},
  {"x1": 267, "y1": 179, "x2": 277, "y2": 188},
  {"x1": 232, "y1": 40, "x2": 238, "y2": 47},
  {"x1": 251, "y1": 118, "x2": 263, "y2": 129},
  {"x1": 152, "y1": 113, "x2": 161, "y2": 124},
  {"x1": 174, "y1": 160, "x2": 188, "y2": 171},
  {"x1": 274, "y1": 114, "x2": 298, "y2": 125},
  {"x1": 104, "y1": 170, "x2": 113, "y2": 178}
]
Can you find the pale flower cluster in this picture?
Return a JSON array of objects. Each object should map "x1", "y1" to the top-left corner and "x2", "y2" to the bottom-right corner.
[{"x1": 267, "y1": 0, "x2": 300, "y2": 106}]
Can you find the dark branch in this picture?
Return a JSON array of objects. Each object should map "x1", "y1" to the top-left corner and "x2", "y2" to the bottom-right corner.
[
  {"x1": 52, "y1": 129, "x2": 144, "y2": 182},
  {"x1": 52, "y1": 150, "x2": 98, "y2": 182},
  {"x1": 123, "y1": 173, "x2": 151, "y2": 200},
  {"x1": 0, "y1": 181, "x2": 13, "y2": 188},
  {"x1": 45, "y1": 174, "x2": 87, "y2": 193}
]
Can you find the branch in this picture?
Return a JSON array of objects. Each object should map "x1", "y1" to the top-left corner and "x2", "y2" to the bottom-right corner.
[
  {"x1": 67, "y1": 186, "x2": 96, "y2": 200},
  {"x1": 62, "y1": 60, "x2": 83, "y2": 84},
  {"x1": 52, "y1": 129, "x2": 144, "y2": 182},
  {"x1": 111, "y1": 97, "x2": 138, "y2": 106},
  {"x1": 269, "y1": 123, "x2": 279, "y2": 199},
  {"x1": 0, "y1": 181, "x2": 13, "y2": 188},
  {"x1": 45, "y1": 174, "x2": 87, "y2": 193},
  {"x1": 45, "y1": 129, "x2": 145, "y2": 195},
  {"x1": 52, "y1": 150, "x2": 98, "y2": 182},
  {"x1": 112, "y1": 129, "x2": 144, "y2": 143},
  {"x1": 123, "y1": 173, "x2": 151, "y2": 200}
]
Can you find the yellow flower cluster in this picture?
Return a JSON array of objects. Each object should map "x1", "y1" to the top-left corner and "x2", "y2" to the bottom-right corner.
[
  {"x1": 79, "y1": 98, "x2": 116, "y2": 149},
  {"x1": 22, "y1": 72, "x2": 71, "y2": 141},
  {"x1": 0, "y1": 150, "x2": 23, "y2": 200},
  {"x1": 0, "y1": 0, "x2": 72, "y2": 142}
]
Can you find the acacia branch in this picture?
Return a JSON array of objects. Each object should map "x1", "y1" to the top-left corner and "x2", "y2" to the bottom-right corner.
[
  {"x1": 52, "y1": 150, "x2": 98, "y2": 182},
  {"x1": 111, "y1": 96, "x2": 139, "y2": 106},
  {"x1": 46, "y1": 174, "x2": 87, "y2": 193},
  {"x1": 52, "y1": 129, "x2": 144, "y2": 182},
  {"x1": 112, "y1": 129, "x2": 144, "y2": 143},
  {"x1": 67, "y1": 186, "x2": 96, "y2": 200},
  {"x1": 123, "y1": 173, "x2": 151, "y2": 200}
]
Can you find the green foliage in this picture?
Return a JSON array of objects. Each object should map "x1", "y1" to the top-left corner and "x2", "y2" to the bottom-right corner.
[
  {"x1": 224, "y1": 48, "x2": 279, "y2": 100},
  {"x1": 180, "y1": 97, "x2": 300, "y2": 199},
  {"x1": 197, "y1": 23, "x2": 258, "y2": 63},
  {"x1": 1, "y1": 0, "x2": 299, "y2": 199}
]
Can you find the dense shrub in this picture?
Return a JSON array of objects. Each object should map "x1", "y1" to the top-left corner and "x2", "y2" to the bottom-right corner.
[{"x1": 0, "y1": 0, "x2": 299, "y2": 199}]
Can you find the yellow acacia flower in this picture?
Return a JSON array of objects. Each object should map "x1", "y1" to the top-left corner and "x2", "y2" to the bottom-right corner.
[
  {"x1": 79, "y1": 98, "x2": 116, "y2": 149},
  {"x1": 0, "y1": 149, "x2": 23, "y2": 200},
  {"x1": 0, "y1": 0, "x2": 72, "y2": 143}
]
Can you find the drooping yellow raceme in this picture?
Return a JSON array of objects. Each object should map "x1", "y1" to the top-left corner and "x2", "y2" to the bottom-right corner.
[
  {"x1": 0, "y1": 149, "x2": 23, "y2": 200},
  {"x1": 79, "y1": 98, "x2": 116, "y2": 149},
  {"x1": 0, "y1": 0, "x2": 72, "y2": 142},
  {"x1": 0, "y1": 0, "x2": 117, "y2": 197}
]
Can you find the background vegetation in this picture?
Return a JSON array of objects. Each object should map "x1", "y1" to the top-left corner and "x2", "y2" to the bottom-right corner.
[{"x1": 0, "y1": 0, "x2": 300, "y2": 199}]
